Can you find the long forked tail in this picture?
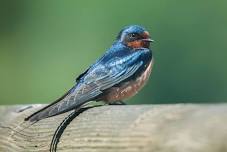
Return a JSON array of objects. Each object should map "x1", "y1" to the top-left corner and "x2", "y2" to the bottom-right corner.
[{"x1": 24, "y1": 86, "x2": 88, "y2": 122}]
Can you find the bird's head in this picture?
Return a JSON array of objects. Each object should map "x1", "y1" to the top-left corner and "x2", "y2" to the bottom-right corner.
[{"x1": 117, "y1": 25, "x2": 153, "y2": 49}]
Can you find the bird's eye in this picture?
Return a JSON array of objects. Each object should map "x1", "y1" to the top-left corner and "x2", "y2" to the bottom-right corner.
[{"x1": 129, "y1": 33, "x2": 137, "y2": 38}]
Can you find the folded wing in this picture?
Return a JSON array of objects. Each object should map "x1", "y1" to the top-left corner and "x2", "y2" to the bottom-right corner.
[{"x1": 25, "y1": 49, "x2": 148, "y2": 122}]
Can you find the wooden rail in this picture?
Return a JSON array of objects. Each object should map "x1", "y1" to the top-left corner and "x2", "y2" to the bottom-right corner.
[{"x1": 0, "y1": 104, "x2": 227, "y2": 152}]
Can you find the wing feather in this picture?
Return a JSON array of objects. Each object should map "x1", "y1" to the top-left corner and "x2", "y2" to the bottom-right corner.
[{"x1": 25, "y1": 49, "x2": 149, "y2": 122}]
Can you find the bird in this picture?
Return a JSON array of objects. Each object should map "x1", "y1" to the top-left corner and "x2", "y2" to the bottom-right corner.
[{"x1": 25, "y1": 25, "x2": 154, "y2": 122}]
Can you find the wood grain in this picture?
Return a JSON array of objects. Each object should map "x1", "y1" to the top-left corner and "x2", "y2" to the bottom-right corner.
[{"x1": 0, "y1": 104, "x2": 227, "y2": 152}]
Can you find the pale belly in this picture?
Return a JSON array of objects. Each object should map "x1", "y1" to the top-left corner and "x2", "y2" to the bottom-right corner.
[{"x1": 103, "y1": 60, "x2": 153, "y2": 103}]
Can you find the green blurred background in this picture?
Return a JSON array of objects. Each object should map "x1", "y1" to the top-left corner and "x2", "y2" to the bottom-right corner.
[{"x1": 0, "y1": 0, "x2": 227, "y2": 105}]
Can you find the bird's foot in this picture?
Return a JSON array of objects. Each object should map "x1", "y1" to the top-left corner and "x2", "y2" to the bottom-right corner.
[{"x1": 109, "y1": 101, "x2": 127, "y2": 105}]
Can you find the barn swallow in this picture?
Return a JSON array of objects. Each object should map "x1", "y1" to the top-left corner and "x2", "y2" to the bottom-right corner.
[{"x1": 25, "y1": 25, "x2": 154, "y2": 122}]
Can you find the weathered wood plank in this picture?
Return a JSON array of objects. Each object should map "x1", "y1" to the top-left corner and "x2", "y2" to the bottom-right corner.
[{"x1": 0, "y1": 104, "x2": 227, "y2": 152}]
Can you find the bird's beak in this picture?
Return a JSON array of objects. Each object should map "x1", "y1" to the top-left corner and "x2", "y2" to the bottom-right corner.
[
  {"x1": 142, "y1": 38, "x2": 154, "y2": 42},
  {"x1": 142, "y1": 31, "x2": 154, "y2": 43}
]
